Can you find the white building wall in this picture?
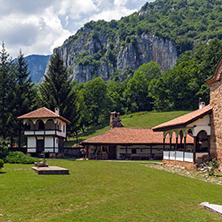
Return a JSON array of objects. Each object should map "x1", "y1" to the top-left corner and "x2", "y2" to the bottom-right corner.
[
  {"x1": 55, "y1": 137, "x2": 59, "y2": 148},
  {"x1": 45, "y1": 136, "x2": 53, "y2": 148},
  {"x1": 28, "y1": 137, "x2": 36, "y2": 148},
  {"x1": 187, "y1": 114, "x2": 211, "y2": 136}
]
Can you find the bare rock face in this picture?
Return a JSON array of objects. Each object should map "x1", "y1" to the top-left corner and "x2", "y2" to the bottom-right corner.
[
  {"x1": 44, "y1": 28, "x2": 178, "y2": 83},
  {"x1": 117, "y1": 34, "x2": 177, "y2": 73}
]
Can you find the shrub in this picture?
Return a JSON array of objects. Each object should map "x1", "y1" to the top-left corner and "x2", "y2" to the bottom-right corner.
[
  {"x1": 207, "y1": 158, "x2": 219, "y2": 176},
  {"x1": 4, "y1": 152, "x2": 39, "y2": 164},
  {"x1": 0, "y1": 159, "x2": 4, "y2": 169}
]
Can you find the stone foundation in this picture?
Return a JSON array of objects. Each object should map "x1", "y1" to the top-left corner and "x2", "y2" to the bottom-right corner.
[{"x1": 162, "y1": 159, "x2": 196, "y2": 170}]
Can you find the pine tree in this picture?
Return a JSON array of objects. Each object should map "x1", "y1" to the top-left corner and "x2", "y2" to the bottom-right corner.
[
  {"x1": 13, "y1": 50, "x2": 36, "y2": 148},
  {"x1": 39, "y1": 51, "x2": 80, "y2": 136},
  {"x1": 0, "y1": 43, "x2": 16, "y2": 142}
]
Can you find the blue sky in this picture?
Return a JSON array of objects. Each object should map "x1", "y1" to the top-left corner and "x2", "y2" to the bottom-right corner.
[{"x1": 0, "y1": 0, "x2": 155, "y2": 58}]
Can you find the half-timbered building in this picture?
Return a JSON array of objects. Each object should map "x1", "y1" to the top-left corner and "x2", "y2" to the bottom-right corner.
[
  {"x1": 18, "y1": 107, "x2": 70, "y2": 157},
  {"x1": 152, "y1": 57, "x2": 222, "y2": 169}
]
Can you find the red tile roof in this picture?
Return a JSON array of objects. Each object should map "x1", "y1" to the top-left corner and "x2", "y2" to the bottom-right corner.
[
  {"x1": 17, "y1": 107, "x2": 71, "y2": 124},
  {"x1": 81, "y1": 127, "x2": 193, "y2": 145},
  {"x1": 152, "y1": 105, "x2": 212, "y2": 131}
]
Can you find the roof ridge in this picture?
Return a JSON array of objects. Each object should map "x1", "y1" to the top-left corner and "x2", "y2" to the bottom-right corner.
[{"x1": 42, "y1": 107, "x2": 60, "y2": 117}]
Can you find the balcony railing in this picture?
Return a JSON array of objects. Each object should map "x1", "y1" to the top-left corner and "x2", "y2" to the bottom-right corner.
[{"x1": 24, "y1": 129, "x2": 65, "y2": 137}]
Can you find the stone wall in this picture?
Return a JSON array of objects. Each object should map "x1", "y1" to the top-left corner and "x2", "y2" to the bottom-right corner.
[
  {"x1": 162, "y1": 159, "x2": 196, "y2": 170},
  {"x1": 210, "y1": 79, "x2": 222, "y2": 160}
]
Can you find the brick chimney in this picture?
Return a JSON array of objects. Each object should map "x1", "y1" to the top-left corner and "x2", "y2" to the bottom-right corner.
[
  {"x1": 55, "y1": 107, "x2": 59, "y2": 115},
  {"x1": 110, "y1": 111, "x2": 123, "y2": 129},
  {"x1": 199, "y1": 102, "x2": 205, "y2": 109}
]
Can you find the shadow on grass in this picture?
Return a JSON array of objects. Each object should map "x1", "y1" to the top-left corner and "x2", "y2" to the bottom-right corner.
[{"x1": 0, "y1": 171, "x2": 6, "y2": 174}]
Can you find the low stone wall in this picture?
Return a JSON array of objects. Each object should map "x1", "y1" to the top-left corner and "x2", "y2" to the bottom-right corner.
[
  {"x1": 64, "y1": 147, "x2": 81, "y2": 158},
  {"x1": 162, "y1": 159, "x2": 196, "y2": 170}
]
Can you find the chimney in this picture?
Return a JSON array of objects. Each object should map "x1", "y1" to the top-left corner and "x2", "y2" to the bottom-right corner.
[
  {"x1": 110, "y1": 111, "x2": 123, "y2": 129},
  {"x1": 199, "y1": 102, "x2": 205, "y2": 109},
  {"x1": 55, "y1": 107, "x2": 59, "y2": 115}
]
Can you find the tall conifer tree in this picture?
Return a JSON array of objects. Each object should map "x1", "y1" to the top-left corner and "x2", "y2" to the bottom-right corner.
[
  {"x1": 39, "y1": 51, "x2": 80, "y2": 136},
  {"x1": 13, "y1": 51, "x2": 36, "y2": 147},
  {"x1": 0, "y1": 43, "x2": 15, "y2": 142}
]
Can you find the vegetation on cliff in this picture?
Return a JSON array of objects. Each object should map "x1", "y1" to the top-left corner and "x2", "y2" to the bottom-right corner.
[
  {"x1": 52, "y1": 0, "x2": 222, "y2": 83},
  {"x1": 1, "y1": 0, "x2": 222, "y2": 144}
]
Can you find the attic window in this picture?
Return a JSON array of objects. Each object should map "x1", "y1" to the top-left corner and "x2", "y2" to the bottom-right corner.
[{"x1": 115, "y1": 113, "x2": 117, "y2": 118}]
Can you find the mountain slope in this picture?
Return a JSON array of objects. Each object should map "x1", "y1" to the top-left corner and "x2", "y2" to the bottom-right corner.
[
  {"x1": 25, "y1": 55, "x2": 50, "y2": 83},
  {"x1": 46, "y1": 0, "x2": 222, "y2": 83}
]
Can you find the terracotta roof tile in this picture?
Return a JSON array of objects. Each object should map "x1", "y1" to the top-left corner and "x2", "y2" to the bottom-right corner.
[
  {"x1": 152, "y1": 105, "x2": 212, "y2": 131},
  {"x1": 81, "y1": 127, "x2": 193, "y2": 145},
  {"x1": 17, "y1": 107, "x2": 70, "y2": 124}
]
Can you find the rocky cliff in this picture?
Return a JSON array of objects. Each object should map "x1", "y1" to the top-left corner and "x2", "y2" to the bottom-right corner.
[{"x1": 49, "y1": 29, "x2": 177, "y2": 83}]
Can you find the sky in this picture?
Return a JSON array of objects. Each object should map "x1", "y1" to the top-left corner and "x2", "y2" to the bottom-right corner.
[{"x1": 0, "y1": 0, "x2": 155, "y2": 59}]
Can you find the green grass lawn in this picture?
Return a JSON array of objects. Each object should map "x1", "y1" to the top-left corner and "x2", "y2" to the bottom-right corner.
[
  {"x1": 1, "y1": 159, "x2": 222, "y2": 221},
  {"x1": 65, "y1": 110, "x2": 190, "y2": 146}
]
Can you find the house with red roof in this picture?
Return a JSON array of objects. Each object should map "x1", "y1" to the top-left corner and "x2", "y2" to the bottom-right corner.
[
  {"x1": 18, "y1": 107, "x2": 70, "y2": 157},
  {"x1": 152, "y1": 57, "x2": 222, "y2": 169},
  {"x1": 81, "y1": 112, "x2": 193, "y2": 160}
]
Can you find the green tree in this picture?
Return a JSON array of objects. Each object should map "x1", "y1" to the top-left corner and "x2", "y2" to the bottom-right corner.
[
  {"x1": 137, "y1": 61, "x2": 162, "y2": 81},
  {"x1": 123, "y1": 71, "x2": 151, "y2": 113},
  {"x1": 82, "y1": 77, "x2": 110, "y2": 124},
  {"x1": 0, "y1": 43, "x2": 16, "y2": 141},
  {"x1": 39, "y1": 51, "x2": 80, "y2": 136},
  {"x1": 13, "y1": 51, "x2": 36, "y2": 148},
  {"x1": 107, "y1": 81, "x2": 125, "y2": 114}
]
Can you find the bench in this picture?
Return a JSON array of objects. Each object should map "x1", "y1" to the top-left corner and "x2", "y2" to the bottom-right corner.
[
  {"x1": 131, "y1": 153, "x2": 150, "y2": 160},
  {"x1": 153, "y1": 153, "x2": 163, "y2": 160},
  {"x1": 120, "y1": 153, "x2": 131, "y2": 160}
]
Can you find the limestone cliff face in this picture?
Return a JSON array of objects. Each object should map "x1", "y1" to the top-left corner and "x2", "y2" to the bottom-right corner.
[
  {"x1": 117, "y1": 33, "x2": 177, "y2": 73},
  {"x1": 45, "y1": 28, "x2": 177, "y2": 83}
]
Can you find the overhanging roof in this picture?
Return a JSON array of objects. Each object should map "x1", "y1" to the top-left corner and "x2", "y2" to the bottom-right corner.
[
  {"x1": 17, "y1": 107, "x2": 71, "y2": 124},
  {"x1": 152, "y1": 105, "x2": 212, "y2": 132},
  {"x1": 81, "y1": 127, "x2": 193, "y2": 145}
]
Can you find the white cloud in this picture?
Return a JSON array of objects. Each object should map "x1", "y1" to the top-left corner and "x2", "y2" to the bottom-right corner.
[{"x1": 0, "y1": 0, "x2": 153, "y2": 58}]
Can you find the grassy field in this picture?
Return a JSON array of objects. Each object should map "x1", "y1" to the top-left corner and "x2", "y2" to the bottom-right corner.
[
  {"x1": 1, "y1": 159, "x2": 222, "y2": 221},
  {"x1": 66, "y1": 110, "x2": 190, "y2": 146}
]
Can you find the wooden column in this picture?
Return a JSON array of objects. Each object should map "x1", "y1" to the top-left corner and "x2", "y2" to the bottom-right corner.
[
  {"x1": 150, "y1": 145, "x2": 152, "y2": 160},
  {"x1": 193, "y1": 136, "x2": 197, "y2": 163},
  {"x1": 207, "y1": 135, "x2": 210, "y2": 157},
  {"x1": 169, "y1": 136, "x2": 172, "y2": 159},
  {"x1": 183, "y1": 136, "x2": 186, "y2": 161},
  {"x1": 169, "y1": 137, "x2": 172, "y2": 150},
  {"x1": 53, "y1": 136, "x2": 55, "y2": 153},
  {"x1": 176, "y1": 137, "x2": 178, "y2": 151},
  {"x1": 126, "y1": 145, "x2": 128, "y2": 160},
  {"x1": 163, "y1": 137, "x2": 165, "y2": 151}
]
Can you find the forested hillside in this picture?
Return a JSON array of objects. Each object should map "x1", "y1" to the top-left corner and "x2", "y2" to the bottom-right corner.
[
  {"x1": 47, "y1": 0, "x2": 222, "y2": 83},
  {"x1": 1, "y1": 0, "x2": 222, "y2": 147}
]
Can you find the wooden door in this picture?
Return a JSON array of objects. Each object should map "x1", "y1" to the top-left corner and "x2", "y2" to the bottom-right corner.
[
  {"x1": 37, "y1": 139, "x2": 44, "y2": 154},
  {"x1": 109, "y1": 146, "x2": 116, "y2": 159}
]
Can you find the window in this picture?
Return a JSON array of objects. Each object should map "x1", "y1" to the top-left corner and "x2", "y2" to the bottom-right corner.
[
  {"x1": 102, "y1": 146, "x2": 107, "y2": 152},
  {"x1": 63, "y1": 125, "x2": 65, "y2": 132},
  {"x1": 132, "y1": 149, "x2": 136, "y2": 154}
]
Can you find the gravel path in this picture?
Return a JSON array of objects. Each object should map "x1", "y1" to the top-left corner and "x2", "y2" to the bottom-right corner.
[{"x1": 144, "y1": 162, "x2": 222, "y2": 185}]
